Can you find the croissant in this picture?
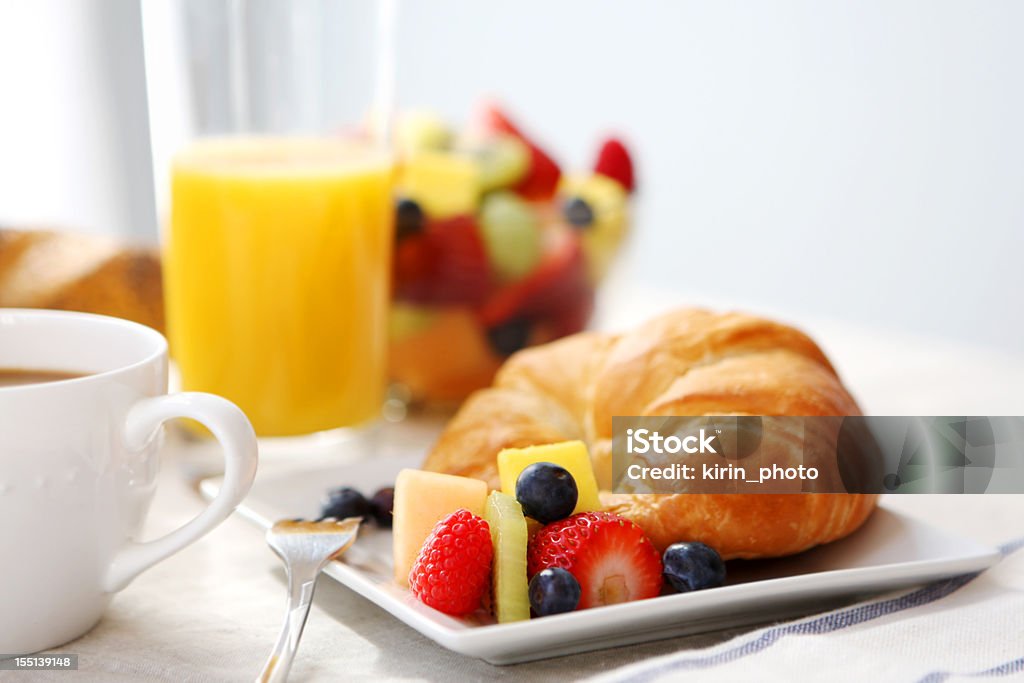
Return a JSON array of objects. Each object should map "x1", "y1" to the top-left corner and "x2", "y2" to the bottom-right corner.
[
  {"x1": 423, "y1": 308, "x2": 877, "y2": 559},
  {"x1": 0, "y1": 228, "x2": 164, "y2": 332}
]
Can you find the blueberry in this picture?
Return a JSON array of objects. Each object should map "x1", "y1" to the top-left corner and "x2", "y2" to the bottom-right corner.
[
  {"x1": 320, "y1": 486, "x2": 370, "y2": 521},
  {"x1": 515, "y1": 462, "x2": 578, "y2": 524},
  {"x1": 369, "y1": 487, "x2": 395, "y2": 528},
  {"x1": 529, "y1": 568, "x2": 581, "y2": 616},
  {"x1": 662, "y1": 542, "x2": 726, "y2": 593},
  {"x1": 395, "y1": 198, "x2": 425, "y2": 241},
  {"x1": 486, "y1": 318, "x2": 532, "y2": 356},
  {"x1": 563, "y1": 196, "x2": 595, "y2": 229}
]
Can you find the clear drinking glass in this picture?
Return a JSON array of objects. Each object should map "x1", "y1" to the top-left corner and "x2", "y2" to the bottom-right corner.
[{"x1": 142, "y1": 0, "x2": 396, "y2": 438}]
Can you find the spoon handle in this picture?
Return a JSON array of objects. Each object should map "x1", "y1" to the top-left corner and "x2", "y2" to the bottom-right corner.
[{"x1": 256, "y1": 562, "x2": 323, "y2": 683}]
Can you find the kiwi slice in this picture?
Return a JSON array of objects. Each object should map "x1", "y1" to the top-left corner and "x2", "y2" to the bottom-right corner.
[{"x1": 484, "y1": 491, "x2": 530, "y2": 623}]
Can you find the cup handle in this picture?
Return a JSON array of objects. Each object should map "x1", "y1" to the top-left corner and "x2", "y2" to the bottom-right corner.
[{"x1": 104, "y1": 392, "x2": 259, "y2": 593}]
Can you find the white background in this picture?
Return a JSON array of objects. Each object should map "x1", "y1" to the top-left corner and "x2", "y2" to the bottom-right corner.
[{"x1": 0, "y1": 0, "x2": 1021, "y2": 352}]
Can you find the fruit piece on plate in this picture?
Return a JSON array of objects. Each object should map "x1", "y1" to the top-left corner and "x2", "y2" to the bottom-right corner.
[
  {"x1": 389, "y1": 308, "x2": 503, "y2": 403},
  {"x1": 396, "y1": 110, "x2": 453, "y2": 154},
  {"x1": 529, "y1": 567, "x2": 581, "y2": 617},
  {"x1": 479, "y1": 191, "x2": 542, "y2": 281},
  {"x1": 393, "y1": 215, "x2": 492, "y2": 307},
  {"x1": 392, "y1": 469, "x2": 488, "y2": 586},
  {"x1": 559, "y1": 173, "x2": 628, "y2": 283},
  {"x1": 592, "y1": 137, "x2": 635, "y2": 193},
  {"x1": 484, "y1": 491, "x2": 530, "y2": 623},
  {"x1": 515, "y1": 462, "x2": 579, "y2": 524},
  {"x1": 389, "y1": 302, "x2": 438, "y2": 342},
  {"x1": 662, "y1": 542, "x2": 727, "y2": 593},
  {"x1": 476, "y1": 102, "x2": 561, "y2": 201},
  {"x1": 397, "y1": 150, "x2": 479, "y2": 218},
  {"x1": 475, "y1": 134, "x2": 530, "y2": 192},
  {"x1": 497, "y1": 441, "x2": 601, "y2": 515},
  {"x1": 369, "y1": 487, "x2": 395, "y2": 528},
  {"x1": 527, "y1": 511, "x2": 663, "y2": 609},
  {"x1": 321, "y1": 486, "x2": 370, "y2": 520},
  {"x1": 409, "y1": 509, "x2": 493, "y2": 616},
  {"x1": 479, "y1": 228, "x2": 593, "y2": 333}
]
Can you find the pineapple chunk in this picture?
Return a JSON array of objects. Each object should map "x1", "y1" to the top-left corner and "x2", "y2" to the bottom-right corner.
[
  {"x1": 392, "y1": 469, "x2": 488, "y2": 586},
  {"x1": 559, "y1": 173, "x2": 628, "y2": 282},
  {"x1": 396, "y1": 150, "x2": 479, "y2": 218},
  {"x1": 484, "y1": 491, "x2": 530, "y2": 623},
  {"x1": 497, "y1": 441, "x2": 602, "y2": 515}
]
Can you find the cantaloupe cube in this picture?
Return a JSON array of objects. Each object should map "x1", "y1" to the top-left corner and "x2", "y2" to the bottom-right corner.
[
  {"x1": 392, "y1": 469, "x2": 488, "y2": 586},
  {"x1": 497, "y1": 441, "x2": 602, "y2": 515}
]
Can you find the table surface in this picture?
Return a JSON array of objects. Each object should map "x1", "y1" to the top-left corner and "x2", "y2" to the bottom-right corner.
[{"x1": 34, "y1": 288, "x2": 1024, "y2": 682}]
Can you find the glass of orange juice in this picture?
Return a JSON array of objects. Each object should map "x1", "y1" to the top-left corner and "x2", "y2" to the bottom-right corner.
[{"x1": 143, "y1": 1, "x2": 395, "y2": 437}]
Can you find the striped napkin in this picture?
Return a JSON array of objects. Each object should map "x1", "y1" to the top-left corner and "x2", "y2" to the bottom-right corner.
[{"x1": 592, "y1": 538, "x2": 1024, "y2": 683}]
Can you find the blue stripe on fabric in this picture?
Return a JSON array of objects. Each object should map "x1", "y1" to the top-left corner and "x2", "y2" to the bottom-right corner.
[
  {"x1": 617, "y1": 536, "x2": 1024, "y2": 683},
  {"x1": 916, "y1": 656, "x2": 1024, "y2": 683},
  {"x1": 998, "y1": 537, "x2": 1024, "y2": 556}
]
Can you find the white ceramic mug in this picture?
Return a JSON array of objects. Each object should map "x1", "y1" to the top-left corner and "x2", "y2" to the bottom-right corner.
[{"x1": 0, "y1": 309, "x2": 259, "y2": 654}]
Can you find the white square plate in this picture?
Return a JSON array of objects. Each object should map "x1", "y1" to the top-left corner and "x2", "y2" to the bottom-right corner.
[{"x1": 200, "y1": 450, "x2": 1000, "y2": 665}]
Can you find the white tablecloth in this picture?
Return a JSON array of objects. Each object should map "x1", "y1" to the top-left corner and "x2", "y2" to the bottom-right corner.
[{"x1": 26, "y1": 290, "x2": 1024, "y2": 682}]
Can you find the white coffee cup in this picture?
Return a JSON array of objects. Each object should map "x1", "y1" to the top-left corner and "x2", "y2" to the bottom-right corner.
[{"x1": 0, "y1": 309, "x2": 259, "y2": 654}]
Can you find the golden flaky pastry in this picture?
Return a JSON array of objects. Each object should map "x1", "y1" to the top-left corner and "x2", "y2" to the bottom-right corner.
[
  {"x1": 0, "y1": 229, "x2": 164, "y2": 332},
  {"x1": 423, "y1": 308, "x2": 877, "y2": 559}
]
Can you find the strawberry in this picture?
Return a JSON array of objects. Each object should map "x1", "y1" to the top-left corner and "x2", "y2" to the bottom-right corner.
[
  {"x1": 542, "y1": 291, "x2": 593, "y2": 339},
  {"x1": 393, "y1": 234, "x2": 434, "y2": 286},
  {"x1": 527, "y1": 512, "x2": 662, "y2": 609},
  {"x1": 514, "y1": 144, "x2": 562, "y2": 201},
  {"x1": 393, "y1": 215, "x2": 492, "y2": 307},
  {"x1": 476, "y1": 102, "x2": 525, "y2": 144},
  {"x1": 479, "y1": 230, "x2": 593, "y2": 328},
  {"x1": 477, "y1": 102, "x2": 562, "y2": 201},
  {"x1": 409, "y1": 509, "x2": 493, "y2": 616},
  {"x1": 593, "y1": 137, "x2": 635, "y2": 193}
]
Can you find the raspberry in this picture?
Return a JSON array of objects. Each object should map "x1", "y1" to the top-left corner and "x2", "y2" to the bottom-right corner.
[{"x1": 408, "y1": 509, "x2": 493, "y2": 616}]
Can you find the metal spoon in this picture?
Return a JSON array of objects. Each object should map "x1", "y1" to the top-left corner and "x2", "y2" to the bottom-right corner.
[{"x1": 257, "y1": 517, "x2": 361, "y2": 683}]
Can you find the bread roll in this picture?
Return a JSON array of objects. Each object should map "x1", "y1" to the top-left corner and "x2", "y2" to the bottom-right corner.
[
  {"x1": 424, "y1": 308, "x2": 877, "y2": 559},
  {"x1": 0, "y1": 228, "x2": 163, "y2": 332}
]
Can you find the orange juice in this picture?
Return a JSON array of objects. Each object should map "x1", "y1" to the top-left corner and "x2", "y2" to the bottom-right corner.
[{"x1": 166, "y1": 137, "x2": 393, "y2": 436}]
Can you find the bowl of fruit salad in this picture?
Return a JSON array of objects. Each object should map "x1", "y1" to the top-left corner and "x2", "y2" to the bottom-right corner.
[{"x1": 389, "y1": 103, "x2": 636, "y2": 405}]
